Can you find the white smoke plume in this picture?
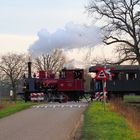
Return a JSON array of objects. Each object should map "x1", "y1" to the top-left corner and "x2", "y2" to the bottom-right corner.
[{"x1": 29, "y1": 22, "x2": 102, "y2": 56}]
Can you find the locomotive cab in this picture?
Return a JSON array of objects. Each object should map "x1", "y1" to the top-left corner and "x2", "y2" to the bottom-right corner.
[{"x1": 58, "y1": 69, "x2": 84, "y2": 101}]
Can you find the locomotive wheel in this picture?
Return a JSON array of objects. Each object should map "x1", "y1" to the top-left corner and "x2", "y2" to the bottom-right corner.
[
  {"x1": 59, "y1": 94, "x2": 68, "y2": 103},
  {"x1": 59, "y1": 94, "x2": 63, "y2": 103},
  {"x1": 44, "y1": 94, "x2": 49, "y2": 102},
  {"x1": 63, "y1": 95, "x2": 68, "y2": 103},
  {"x1": 45, "y1": 92, "x2": 52, "y2": 102},
  {"x1": 51, "y1": 95, "x2": 55, "y2": 102}
]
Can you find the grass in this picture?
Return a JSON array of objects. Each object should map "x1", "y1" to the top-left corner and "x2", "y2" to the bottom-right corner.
[
  {"x1": 0, "y1": 101, "x2": 37, "y2": 118},
  {"x1": 134, "y1": 104, "x2": 140, "y2": 110},
  {"x1": 111, "y1": 100, "x2": 140, "y2": 136},
  {"x1": 81, "y1": 102, "x2": 140, "y2": 140},
  {"x1": 123, "y1": 95, "x2": 140, "y2": 111},
  {"x1": 124, "y1": 95, "x2": 140, "y2": 103}
]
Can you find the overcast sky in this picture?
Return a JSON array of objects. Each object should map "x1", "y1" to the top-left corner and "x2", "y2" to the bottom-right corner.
[
  {"x1": 0, "y1": 0, "x2": 90, "y2": 34},
  {"x1": 0, "y1": 0, "x2": 113, "y2": 68},
  {"x1": 0, "y1": 0, "x2": 94, "y2": 54}
]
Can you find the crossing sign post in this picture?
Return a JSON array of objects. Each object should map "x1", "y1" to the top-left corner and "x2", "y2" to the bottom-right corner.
[{"x1": 95, "y1": 66, "x2": 114, "y2": 111}]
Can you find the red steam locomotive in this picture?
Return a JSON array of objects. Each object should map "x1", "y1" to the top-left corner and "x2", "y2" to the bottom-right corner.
[{"x1": 23, "y1": 62, "x2": 84, "y2": 102}]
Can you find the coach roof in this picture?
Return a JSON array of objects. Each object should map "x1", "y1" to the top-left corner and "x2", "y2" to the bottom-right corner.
[{"x1": 89, "y1": 65, "x2": 140, "y2": 73}]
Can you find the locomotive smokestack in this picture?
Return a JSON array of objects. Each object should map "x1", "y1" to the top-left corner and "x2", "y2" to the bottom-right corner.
[{"x1": 28, "y1": 61, "x2": 32, "y2": 78}]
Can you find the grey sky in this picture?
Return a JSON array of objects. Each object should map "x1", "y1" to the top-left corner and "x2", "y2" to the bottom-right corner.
[{"x1": 0, "y1": 0, "x2": 90, "y2": 35}]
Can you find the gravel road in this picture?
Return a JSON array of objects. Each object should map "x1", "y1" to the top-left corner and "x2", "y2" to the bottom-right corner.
[{"x1": 0, "y1": 102, "x2": 88, "y2": 140}]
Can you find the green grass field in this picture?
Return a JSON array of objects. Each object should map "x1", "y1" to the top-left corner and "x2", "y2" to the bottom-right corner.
[
  {"x1": 0, "y1": 101, "x2": 36, "y2": 118},
  {"x1": 134, "y1": 105, "x2": 140, "y2": 110},
  {"x1": 81, "y1": 102, "x2": 140, "y2": 140},
  {"x1": 124, "y1": 95, "x2": 140, "y2": 102},
  {"x1": 124, "y1": 95, "x2": 140, "y2": 111}
]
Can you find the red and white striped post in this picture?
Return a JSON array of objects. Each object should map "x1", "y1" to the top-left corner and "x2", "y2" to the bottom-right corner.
[
  {"x1": 95, "y1": 66, "x2": 114, "y2": 111},
  {"x1": 103, "y1": 78, "x2": 107, "y2": 111}
]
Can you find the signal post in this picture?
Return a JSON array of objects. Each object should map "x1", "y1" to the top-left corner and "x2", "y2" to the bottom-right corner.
[{"x1": 95, "y1": 67, "x2": 114, "y2": 111}]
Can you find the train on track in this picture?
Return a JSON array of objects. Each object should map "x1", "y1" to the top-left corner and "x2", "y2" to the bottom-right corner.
[
  {"x1": 22, "y1": 62, "x2": 140, "y2": 102},
  {"x1": 23, "y1": 62, "x2": 84, "y2": 102},
  {"x1": 89, "y1": 65, "x2": 140, "y2": 99}
]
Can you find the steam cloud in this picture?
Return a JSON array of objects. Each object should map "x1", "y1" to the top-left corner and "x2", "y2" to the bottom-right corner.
[{"x1": 29, "y1": 22, "x2": 102, "y2": 56}]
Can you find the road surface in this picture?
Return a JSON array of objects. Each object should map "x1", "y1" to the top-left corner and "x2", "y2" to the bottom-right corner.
[{"x1": 0, "y1": 102, "x2": 88, "y2": 140}]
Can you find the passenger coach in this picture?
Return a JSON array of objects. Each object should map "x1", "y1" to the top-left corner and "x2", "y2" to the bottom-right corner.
[{"x1": 89, "y1": 65, "x2": 140, "y2": 98}]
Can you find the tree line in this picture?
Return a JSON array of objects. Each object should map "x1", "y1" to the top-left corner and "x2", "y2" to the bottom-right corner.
[{"x1": 0, "y1": 49, "x2": 66, "y2": 101}]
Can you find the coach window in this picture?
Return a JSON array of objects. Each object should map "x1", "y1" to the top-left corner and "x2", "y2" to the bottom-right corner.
[
  {"x1": 135, "y1": 73, "x2": 137, "y2": 79},
  {"x1": 74, "y1": 71, "x2": 82, "y2": 79},
  {"x1": 112, "y1": 73, "x2": 119, "y2": 80},
  {"x1": 118, "y1": 72, "x2": 126, "y2": 80},
  {"x1": 128, "y1": 73, "x2": 136, "y2": 80},
  {"x1": 126, "y1": 74, "x2": 129, "y2": 80},
  {"x1": 60, "y1": 71, "x2": 66, "y2": 79}
]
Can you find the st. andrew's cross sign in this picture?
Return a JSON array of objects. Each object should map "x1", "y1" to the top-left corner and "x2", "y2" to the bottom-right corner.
[
  {"x1": 95, "y1": 67, "x2": 114, "y2": 80},
  {"x1": 95, "y1": 66, "x2": 114, "y2": 111}
]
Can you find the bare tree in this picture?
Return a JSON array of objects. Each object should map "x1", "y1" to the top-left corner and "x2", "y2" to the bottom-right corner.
[
  {"x1": 34, "y1": 49, "x2": 66, "y2": 72},
  {"x1": 83, "y1": 48, "x2": 92, "y2": 67},
  {"x1": 0, "y1": 53, "x2": 27, "y2": 100},
  {"x1": 86, "y1": 0, "x2": 140, "y2": 64}
]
